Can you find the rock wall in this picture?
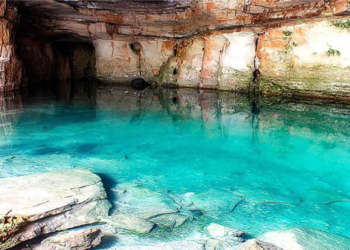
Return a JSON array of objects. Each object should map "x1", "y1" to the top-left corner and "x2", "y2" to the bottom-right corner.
[
  {"x1": 94, "y1": 31, "x2": 256, "y2": 91},
  {"x1": 0, "y1": 0, "x2": 350, "y2": 98},
  {"x1": 257, "y1": 19, "x2": 350, "y2": 99},
  {"x1": 0, "y1": 1, "x2": 23, "y2": 92},
  {"x1": 94, "y1": 17, "x2": 350, "y2": 98}
]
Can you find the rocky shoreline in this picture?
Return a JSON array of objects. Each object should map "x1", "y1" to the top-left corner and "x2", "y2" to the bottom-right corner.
[{"x1": 1, "y1": 169, "x2": 350, "y2": 249}]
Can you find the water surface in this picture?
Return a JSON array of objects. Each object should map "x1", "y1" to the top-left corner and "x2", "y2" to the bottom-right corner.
[{"x1": 1, "y1": 85, "x2": 350, "y2": 245}]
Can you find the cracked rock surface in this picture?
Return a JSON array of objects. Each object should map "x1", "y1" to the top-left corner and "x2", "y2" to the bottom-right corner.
[{"x1": 0, "y1": 169, "x2": 110, "y2": 250}]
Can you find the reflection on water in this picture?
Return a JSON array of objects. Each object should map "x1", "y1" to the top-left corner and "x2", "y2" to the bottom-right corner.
[{"x1": 1, "y1": 84, "x2": 350, "y2": 245}]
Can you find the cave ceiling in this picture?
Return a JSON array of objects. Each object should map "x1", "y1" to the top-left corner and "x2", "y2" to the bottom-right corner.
[{"x1": 13, "y1": 0, "x2": 350, "y2": 42}]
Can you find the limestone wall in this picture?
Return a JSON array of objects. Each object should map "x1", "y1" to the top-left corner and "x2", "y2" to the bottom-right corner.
[
  {"x1": 94, "y1": 18, "x2": 350, "y2": 98},
  {"x1": 257, "y1": 19, "x2": 350, "y2": 99},
  {"x1": 94, "y1": 31, "x2": 256, "y2": 91}
]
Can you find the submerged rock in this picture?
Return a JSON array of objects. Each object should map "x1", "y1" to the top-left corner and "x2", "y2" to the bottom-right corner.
[
  {"x1": 206, "y1": 223, "x2": 245, "y2": 239},
  {"x1": 0, "y1": 169, "x2": 110, "y2": 249},
  {"x1": 189, "y1": 189, "x2": 243, "y2": 214},
  {"x1": 149, "y1": 213, "x2": 189, "y2": 229},
  {"x1": 259, "y1": 227, "x2": 350, "y2": 250},
  {"x1": 114, "y1": 240, "x2": 205, "y2": 250},
  {"x1": 205, "y1": 223, "x2": 245, "y2": 250},
  {"x1": 100, "y1": 214, "x2": 155, "y2": 234},
  {"x1": 34, "y1": 228, "x2": 103, "y2": 250},
  {"x1": 113, "y1": 183, "x2": 180, "y2": 219},
  {"x1": 238, "y1": 239, "x2": 283, "y2": 250}
]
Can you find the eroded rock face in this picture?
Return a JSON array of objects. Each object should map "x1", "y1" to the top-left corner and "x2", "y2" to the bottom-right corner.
[
  {"x1": 0, "y1": 2, "x2": 23, "y2": 92},
  {"x1": 15, "y1": 0, "x2": 350, "y2": 40},
  {"x1": 0, "y1": 169, "x2": 111, "y2": 249},
  {"x1": 2, "y1": 0, "x2": 350, "y2": 96},
  {"x1": 94, "y1": 31, "x2": 256, "y2": 90},
  {"x1": 257, "y1": 19, "x2": 350, "y2": 98}
]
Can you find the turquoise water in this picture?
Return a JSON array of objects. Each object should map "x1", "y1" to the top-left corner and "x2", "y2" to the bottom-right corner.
[{"x1": 1, "y1": 85, "x2": 350, "y2": 242}]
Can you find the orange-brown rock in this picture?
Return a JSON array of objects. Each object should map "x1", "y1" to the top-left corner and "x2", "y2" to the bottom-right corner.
[
  {"x1": 256, "y1": 19, "x2": 350, "y2": 98},
  {"x1": 13, "y1": 0, "x2": 350, "y2": 40},
  {"x1": 0, "y1": 2, "x2": 23, "y2": 92}
]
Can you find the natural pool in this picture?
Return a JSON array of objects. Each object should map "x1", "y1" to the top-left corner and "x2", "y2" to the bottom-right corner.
[{"x1": 1, "y1": 85, "x2": 350, "y2": 248}]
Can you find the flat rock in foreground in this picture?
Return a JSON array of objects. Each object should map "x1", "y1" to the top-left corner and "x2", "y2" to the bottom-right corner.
[
  {"x1": 0, "y1": 169, "x2": 110, "y2": 250},
  {"x1": 35, "y1": 228, "x2": 103, "y2": 250},
  {"x1": 0, "y1": 169, "x2": 107, "y2": 221}
]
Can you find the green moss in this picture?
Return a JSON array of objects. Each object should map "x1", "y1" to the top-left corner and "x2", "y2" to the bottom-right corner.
[
  {"x1": 0, "y1": 216, "x2": 27, "y2": 245},
  {"x1": 326, "y1": 48, "x2": 341, "y2": 56},
  {"x1": 332, "y1": 19, "x2": 350, "y2": 31},
  {"x1": 285, "y1": 44, "x2": 293, "y2": 53},
  {"x1": 283, "y1": 30, "x2": 293, "y2": 36}
]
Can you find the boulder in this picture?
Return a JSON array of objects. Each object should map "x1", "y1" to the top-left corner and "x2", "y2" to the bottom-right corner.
[
  {"x1": 213, "y1": 239, "x2": 243, "y2": 250},
  {"x1": 259, "y1": 227, "x2": 350, "y2": 250},
  {"x1": 238, "y1": 239, "x2": 283, "y2": 250},
  {"x1": 100, "y1": 213, "x2": 155, "y2": 234},
  {"x1": 206, "y1": 223, "x2": 245, "y2": 239},
  {"x1": 0, "y1": 169, "x2": 110, "y2": 250},
  {"x1": 113, "y1": 183, "x2": 180, "y2": 219},
  {"x1": 204, "y1": 223, "x2": 245, "y2": 250},
  {"x1": 188, "y1": 189, "x2": 242, "y2": 214},
  {"x1": 34, "y1": 228, "x2": 103, "y2": 250},
  {"x1": 149, "y1": 213, "x2": 189, "y2": 229}
]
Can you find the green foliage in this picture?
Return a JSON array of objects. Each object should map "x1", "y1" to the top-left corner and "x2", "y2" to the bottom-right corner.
[
  {"x1": 283, "y1": 30, "x2": 293, "y2": 36},
  {"x1": 285, "y1": 44, "x2": 293, "y2": 53},
  {"x1": 327, "y1": 48, "x2": 341, "y2": 56},
  {"x1": 332, "y1": 19, "x2": 350, "y2": 31}
]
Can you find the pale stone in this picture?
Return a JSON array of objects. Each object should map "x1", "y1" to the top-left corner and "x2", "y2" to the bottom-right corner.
[
  {"x1": 259, "y1": 227, "x2": 350, "y2": 250},
  {"x1": 113, "y1": 183, "x2": 180, "y2": 219},
  {"x1": 149, "y1": 213, "x2": 189, "y2": 229},
  {"x1": 257, "y1": 20, "x2": 350, "y2": 97},
  {"x1": 221, "y1": 32, "x2": 256, "y2": 72},
  {"x1": 0, "y1": 169, "x2": 107, "y2": 221},
  {"x1": 238, "y1": 239, "x2": 283, "y2": 250},
  {"x1": 189, "y1": 189, "x2": 242, "y2": 214},
  {"x1": 108, "y1": 240, "x2": 205, "y2": 250},
  {"x1": 0, "y1": 169, "x2": 110, "y2": 250},
  {"x1": 100, "y1": 214, "x2": 155, "y2": 234},
  {"x1": 1, "y1": 200, "x2": 110, "y2": 250},
  {"x1": 34, "y1": 228, "x2": 103, "y2": 250},
  {"x1": 206, "y1": 223, "x2": 245, "y2": 239}
]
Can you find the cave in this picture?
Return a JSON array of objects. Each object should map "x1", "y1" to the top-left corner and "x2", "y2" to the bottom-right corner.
[{"x1": 1, "y1": 0, "x2": 350, "y2": 98}]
